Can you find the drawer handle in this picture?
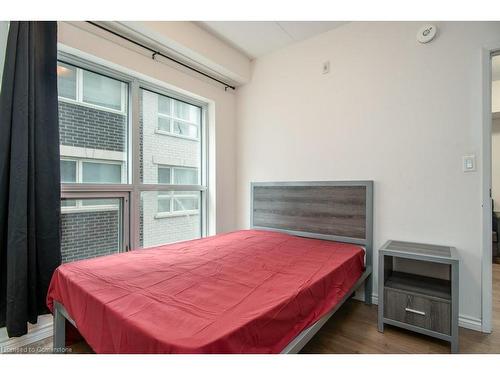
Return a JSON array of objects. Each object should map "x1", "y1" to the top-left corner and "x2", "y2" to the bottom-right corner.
[{"x1": 405, "y1": 307, "x2": 426, "y2": 316}]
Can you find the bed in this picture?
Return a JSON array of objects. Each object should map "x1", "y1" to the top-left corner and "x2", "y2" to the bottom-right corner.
[{"x1": 47, "y1": 181, "x2": 374, "y2": 354}]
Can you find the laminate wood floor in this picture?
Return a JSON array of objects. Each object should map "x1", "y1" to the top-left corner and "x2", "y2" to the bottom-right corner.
[{"x1": 19, "y1": 264, "x2": 500, "y2": 354}]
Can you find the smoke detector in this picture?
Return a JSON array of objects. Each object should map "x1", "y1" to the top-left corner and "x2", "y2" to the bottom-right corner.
[{"x1": 417, "y1": 24, "x2": 437, "y2": 44}]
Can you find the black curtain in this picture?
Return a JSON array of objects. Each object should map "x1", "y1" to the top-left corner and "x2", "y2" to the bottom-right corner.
[{"x1": 0, "y1": 21, "x2": 61, "y2": 337}]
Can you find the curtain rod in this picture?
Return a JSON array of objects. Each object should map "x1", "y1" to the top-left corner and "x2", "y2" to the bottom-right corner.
[{"x1": 86, "y1": 21, "x2": 236, "y2": 91}]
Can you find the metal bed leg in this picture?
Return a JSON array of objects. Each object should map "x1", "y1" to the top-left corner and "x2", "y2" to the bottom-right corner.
[
  {"x1": 53, "y1": 302, "x2": 66, "y2": 353},
  {"x1": 364, "y1": 274, "x2": 372, "y2": 305}
]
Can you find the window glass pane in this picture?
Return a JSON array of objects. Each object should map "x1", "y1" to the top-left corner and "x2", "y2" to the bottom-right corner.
[
  {"x1": 173, "y1": 196, "x2": 198, "y2": 211},
  {"x1": 157, "y1": 195, "x2": 171, "y2": 213},
  {"x1": 140, "y1": 89, "x2": 201, "y2": 184},
  {"x1": 140, "y1": 191, "x2": 200, "y2": 248},
  {"x1": 158, "y1": 167, "x2": 171, "y2": 184},
  {"x1": 57, "y1": 62, "x2": 77, "y2": 100},
  {"x1": 60, "y1": 198, "x2": 122, "y2": 263},
  {"x1": 174, "y1": 100, "x2": 201, "y2": 124},
  {"x1": 82, "y1": 70, "x2": 123, "y2": 111},
  {"x1": 60, "y1": 160, "x2": 76, "y2": 183},
  {"x1": 158, "y1": 95, "x2": 172, "y2": 115},
  {"x1": 82, "y1": 198, "x2": 120, "y2": 207},
  {"x1": 174, "y1": 167, "x2": 198, "y2": 185},
  {"x1": 82, "y1": 162, "x2": 121, "y2": 184},
  {"x1": 158, "y1": 117, "x2": 171, "y2": 132},
  {"x1": 61, "y1": 199, "x2": 77, "y2": 207},
  {"x1": 58, "y1": 63, "x2": 128, "y2": 184},
  {"x1": 173, "y1": 121, "x2": 198, "y2": 138}
]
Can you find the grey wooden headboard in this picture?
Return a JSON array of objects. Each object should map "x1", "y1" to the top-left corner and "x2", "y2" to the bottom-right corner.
[{"x1": 250, "y1": 181, "x2": 374, "y2": 267}]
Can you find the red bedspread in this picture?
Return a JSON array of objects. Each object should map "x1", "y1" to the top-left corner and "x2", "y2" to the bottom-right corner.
[{"x1": 47, "y1": 230, "x2": 365, "y2": 353}]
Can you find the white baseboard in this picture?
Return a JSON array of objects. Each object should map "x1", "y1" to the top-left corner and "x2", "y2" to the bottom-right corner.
[
  {"x1": 354, "y1": 292, "x2": 483, "y2": 332},
  {"x1": 458, "y1": 314, "x2": 483, "y2": 331},
  {"x1": 0, "y1": 315, "x2": 53, "y2": 351}
]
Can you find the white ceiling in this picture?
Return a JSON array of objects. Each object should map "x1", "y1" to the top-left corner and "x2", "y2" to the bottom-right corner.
[{"x1": 197, "y1": 21, "x2": 349, "y2": 59}]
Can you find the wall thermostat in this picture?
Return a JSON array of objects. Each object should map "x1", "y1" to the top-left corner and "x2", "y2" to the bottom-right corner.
[{"x1": 417, "y1": 24, "x2": 437, "y2": 44}]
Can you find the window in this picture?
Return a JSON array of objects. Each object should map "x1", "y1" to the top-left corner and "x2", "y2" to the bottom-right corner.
[
  {"x1": 57, "y1": 63, "x2": 77, "y2": 100},
  {"x1": 60, "y1": 160, "x2": 77, "y2": 183},
  {"x1": 158, "y1": 166, "x2": 199, "y2": 185},
  {"x1": 60, "y1": 159, "x2": 124, "y2": 184},
  {"x1": 57, "y1": 62, "x2": 127, "y2": 113},
  {"x1": 140, "y1": 88, "x2": 205, "y2": 247},
  {"x1": 60, "y1": 159, "x2": 123, "y2": 213},
  {"x1": 141, "y1": 191, "x2": 201, "y2": 247},
  {"x1": 57, "y1": 61, "x2": 128, "y2": 185},
  {"x1": 61, "y1": 198, "x2": 120, "y2": 213},
  {"x1": 174, "y1": 196, "x2": 199, "y2": 211},
  {"x1": 157, "y1": 94, "x2": 200, "y2": 139},
  {"x1": 60, "y1": 197, "x2": 123, "y2": 263},
  {"x1": 157, "y1": 166, "x2": 199, "y2": 216},
  {"x1": 82, "y1": 70, "x2": 123, "y2": 111},
  {"x1": 82, "y1": 162, "x2": 122, "y2": 184},
  {"x1": 157, "y1": 195, "x2": 172, "y2": 213},
  {"x1": 156, "y1": 192, "x2": 200, "y2": 215},
  {"x1": 59, "y1": 54, "x2": 207, "y2": 256},
  {"x1": 158, "y1": 167, "x2": 171, "y2": 184}
]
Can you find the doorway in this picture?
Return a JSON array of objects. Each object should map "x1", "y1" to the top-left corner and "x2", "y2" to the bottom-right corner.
[
  {"x1": 483, "y1": 50, "x2": 500, "y2": 334},
  {"x1": 491, "y1": 55, "x2": 500, "y2": 265},
  {"x1": 489, "y1": 54, "x2": 500, "y2": 333}
]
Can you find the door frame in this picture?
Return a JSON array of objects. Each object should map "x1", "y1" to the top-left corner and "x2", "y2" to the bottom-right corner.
[{"x1": 481, "y1": 43, "x2": 500, "y2": 333}]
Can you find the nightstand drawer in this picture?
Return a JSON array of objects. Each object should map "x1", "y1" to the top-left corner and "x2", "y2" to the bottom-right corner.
[{"x1": 384, "y1": 288, "x2": 451, "y2": 335}]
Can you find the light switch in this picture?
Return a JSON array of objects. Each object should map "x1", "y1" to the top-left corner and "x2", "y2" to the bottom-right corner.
[{"x1": 463, "y1": 155, "x2": 476, "y2": 172}]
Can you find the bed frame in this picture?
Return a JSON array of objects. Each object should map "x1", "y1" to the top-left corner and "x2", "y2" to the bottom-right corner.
[
  {"x1": 53, "y1": 180, "x2": 374, "y2": 354},
  {"x1": 251, "y1": 181, "x2": 374, "y2": 353}
]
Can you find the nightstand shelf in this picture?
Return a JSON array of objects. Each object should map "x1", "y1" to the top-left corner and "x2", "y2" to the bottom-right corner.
[
  {"x1": 378, "y1": 240, "x2": 459, "y2": 353},
  {"x1": 385, "y1": 271, "x2": 451, "y2": 300}
]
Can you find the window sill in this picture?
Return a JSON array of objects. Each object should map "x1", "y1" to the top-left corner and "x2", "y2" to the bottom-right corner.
[
  {"x1": 154, "y1": 210, "x2": 200, "y2": 219},
  {"x1": 154, "y1": 129, "x2": 199, "y2": 142}
]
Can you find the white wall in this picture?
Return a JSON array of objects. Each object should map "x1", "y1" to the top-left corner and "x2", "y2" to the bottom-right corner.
[
  {"x1": 58, "y1": 21, "x2": 240, "y2": 235},
  {"x1": 235, "y1": 21, "x2": 500, "y2": 326}
]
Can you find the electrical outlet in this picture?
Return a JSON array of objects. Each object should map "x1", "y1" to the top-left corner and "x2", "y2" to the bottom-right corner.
[{"x1": 322, "y1": 61, "x2": 330, "y2": 74}]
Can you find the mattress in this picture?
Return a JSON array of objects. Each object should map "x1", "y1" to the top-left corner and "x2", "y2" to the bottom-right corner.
[{"x1": 47, "y1": 229, "x2": 365, "y2": 353}]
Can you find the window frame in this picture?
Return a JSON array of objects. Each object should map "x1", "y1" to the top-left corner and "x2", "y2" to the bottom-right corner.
[{"x1": 58, "y1": 51, "x2": 209, "y2": 252}]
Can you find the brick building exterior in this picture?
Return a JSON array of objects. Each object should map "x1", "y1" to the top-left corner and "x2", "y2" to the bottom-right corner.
[
  {"x1": 60, "y1": 210, "x2": 120, "y2": 263},
  {"x1": 59, "y1": 101, "x2": 126, "y2": 152}
]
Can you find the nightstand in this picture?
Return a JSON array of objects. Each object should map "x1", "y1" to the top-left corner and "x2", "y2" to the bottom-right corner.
[{"x1": 377, "y1": 240, "x2": 459, "y2": 353}]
